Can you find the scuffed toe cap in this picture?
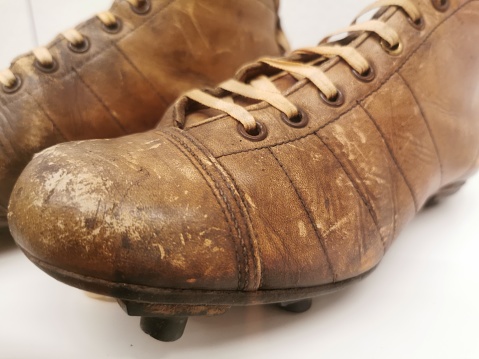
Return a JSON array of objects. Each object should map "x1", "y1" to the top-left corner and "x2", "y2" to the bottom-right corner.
[{"x1": 8, "y1": 131, "x2": 240, "y2": 291}]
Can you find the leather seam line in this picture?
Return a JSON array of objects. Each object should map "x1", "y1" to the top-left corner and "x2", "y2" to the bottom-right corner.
[
  {"x1": 3, "y1": 0, "x2": 178, "y2": 108},
  {"x1": 359, "y1": 103, "x2": 419, "y2": 212},
  {"x1": 179, "y1": 129, "x2": 260, "y2": 290},
  {"x1": 162, "y1": 130, "x2": 246, "y2": 291},
  {"x1": 24, "y1": 91, "x2": 68, "y2": 141},
  {"x1": 215, "y1": 158, "x2": 265, "y2": 289},
  {"x1": 212, "y1": 2, "x2": 471, "y2": 159},
  {"x1": 315, "y1": 133, "x2": 386, "y2": 252},
  {"x1": 73, "y1": 68, "x2": 128, "y2": 134},
  {"x1": 396, "y1": 71, "x2": 444, "y2": 186},
  {"x1": 113, "y1": 43, "x2": 170, "y2": 107},
  {"x1": 267, "y1": 147, "x2": 337, "y2": 282}
]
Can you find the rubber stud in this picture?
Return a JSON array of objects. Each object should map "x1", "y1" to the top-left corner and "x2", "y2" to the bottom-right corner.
[
  {"x1": 140, "y1": 316, "x2": 188, "y2": 342},
  {"x1": 278, "y1": 299, "x2": 313, "y2": 313}
]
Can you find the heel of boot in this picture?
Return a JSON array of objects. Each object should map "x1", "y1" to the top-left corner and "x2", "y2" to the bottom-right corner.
[{"x1": 426, "y1": 181, "x2": 467, "y2": 207}]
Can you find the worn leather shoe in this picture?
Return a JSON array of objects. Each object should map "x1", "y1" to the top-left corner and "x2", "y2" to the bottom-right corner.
[
  {"x1": 9, "y1": 0, "x2": 479, "y2": 341},
  {"x1": 0, "y1": 0, "x2": 288, "y2": 228}
]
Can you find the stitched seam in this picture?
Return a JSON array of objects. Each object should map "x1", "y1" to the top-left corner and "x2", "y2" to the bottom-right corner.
[
  {"x1": 211, "y1": 3, "x2": 472, "y2": 159},
  {"x1": 315, "y1": 133, "x2": 386, "y2": 252},
  {"x1": 4, "y1": 0, "x2": 178, "y2": 108},
  {"x1": 157, "y1": 132, "x2": 243, "y2": 291},
  {"x1": 215, "y1": 159, "x2": 264, "y2": 288},
  {"x1": 180, "y1": 130, "x2": 259, "y2": 289},
  {"x1": 360, "y1": 103, "x2": 419, "y2": 212},
  {"x1": 73, "y1": 68, "x2": 128, "y2": 134},
  {"x1": 396, "y1": 71, "x2": 444, "y2": 185},
  {"x1": 267, "y1": 147, "x2": 337, "y2": 281},
  {"x1": 113, "y1": 43, "x2": 169, "y2": 107},
  {"x1": 164, "y1": 131, "x2": 248, "y2": 290}
]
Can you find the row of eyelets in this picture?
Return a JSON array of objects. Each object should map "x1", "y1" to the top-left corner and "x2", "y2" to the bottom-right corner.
[{"x1": 2, "y1": 0, "x2": 151, "y2": 93}]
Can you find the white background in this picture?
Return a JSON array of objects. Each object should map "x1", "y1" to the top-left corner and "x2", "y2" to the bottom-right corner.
[{"x1": 1, "y1": 1, "x2": 479, "y2": 358}]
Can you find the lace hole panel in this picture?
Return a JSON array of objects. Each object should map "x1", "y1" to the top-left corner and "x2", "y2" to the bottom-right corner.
[
  {"x1": 352, "y1": 66, "x2": 376, "y2": 82},
  {"x1": 68, "y1": 36, "x2": 91, "y2": 53},
  {"x1": 34, "y1": 57, "x2": 59, "y2": 73},
  {"x1": 131, "y1": 0, "x2": 151, "y2": 15},
  {"x1": 408, "y1": 16, "x2": 426, "y2": 31},
  {"x1": 432, "y1": 0, "x2": 450, "y2": 12},
  {"x1": 380, "y1": 39, "x2": 403, "y2": 56},
  {"x1": 2, "y1": 74, "x2": 22, "y2": 94},
  {"x1": 102, "y1": 18, "x2": 122, "y2": 34},
  {"x1": 237, "y1": 121, "x2": 268, "y2": 141},
  {"x1": 281, "y1": 110, "x2": 309, "y2": 129},
  {"x1": 320, "y1": 89, "x2": 345, "y2": 107}
]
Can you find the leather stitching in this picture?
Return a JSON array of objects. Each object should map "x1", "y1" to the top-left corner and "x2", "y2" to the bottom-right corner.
[
  {"x1": 213, "y1": 1, "x2": 475, "y2": 159},
  {"x1": 396, "y1": 71, "x2": 444, "y2": 186},
  {"x1": 163, "y1": 130, "x2": 247, "y2": 291},
  {"x1": 315, "y1": 133, "x2": 386, "y2": 252},
  {"x1": 3, "y1": 0, "x2": 178, "y2": 108},
  {"x1": 180, "y1": 130, "x2": 260, "y2": 290},
  {"x1": 215, "y1": 159, "x2": 265, "y2": 288},
  {"x1": 267, "y1": 147, "x2": 337, "y2": 282}
]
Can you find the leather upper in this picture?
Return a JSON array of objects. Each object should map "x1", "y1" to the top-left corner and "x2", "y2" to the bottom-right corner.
[
  {"x1": 9, "y1": 0, "x2": 479, "y2": 292},
  {"x1": 0, "y1": 0, "x2": 285, "y2": 225}
]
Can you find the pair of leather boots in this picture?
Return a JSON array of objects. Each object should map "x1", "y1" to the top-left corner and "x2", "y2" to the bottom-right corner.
[{"x1": 2, "y1": 0, "x2": 478, "y2": 342}]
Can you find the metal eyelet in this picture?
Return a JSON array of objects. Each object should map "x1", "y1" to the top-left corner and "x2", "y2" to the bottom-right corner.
[
  {"x1": 102, "y1": 18, "x2": 122, "y2": 34},
  {"x1": 237, "y1": 121, "x2": 268, "y2": 141},
  {"x1": 68, "y1": 36, "x2": 91, "y2": 54},
  {"x1": 34, "y1": 57, "x2": 59, "y2": 73},
  {"x1": 408, "y1": 16, "x2": 426, "y2": 31},
  {"x1": 281, "y1": 110, "x2": 309, "y2": 129},
  {"x1": 431, "y1": 0, "x2": 450, "y2": 12},
  {"x1": 2, "y1": 74, "x2": 22, "y2": 94},
  {"x1": 131, "y1": 0, "x2": 151, "y2": 15},
  {"x1": 352, "y1": 65, "x2": 376, "y2": 83},
  {"x1": 380, "y1": 39, "x2": 403, "y2": 56},
  {"x1": 320, "y1": 89, "x2": 345, "y2": 107}
]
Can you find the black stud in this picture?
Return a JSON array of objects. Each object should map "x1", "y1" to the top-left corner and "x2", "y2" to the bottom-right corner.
[
  {"x1": 140, "y1": 316, "x2": 188, "y2": 342},
  {"x1": 278, "y1": 299, "x2": 312, "y2": 313}
]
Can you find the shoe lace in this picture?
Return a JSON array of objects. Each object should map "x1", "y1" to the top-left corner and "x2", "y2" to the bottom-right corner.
[
  {"x1": 177, "y1": 0, "x2": 422, "y2": 133},
  {"x1": 0, "y1": 0, "x2": 149, "y2": 89}
]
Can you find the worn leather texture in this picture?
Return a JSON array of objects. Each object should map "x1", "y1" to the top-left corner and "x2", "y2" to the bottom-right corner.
[
  {"x1": 9, "y1": 0, "x2": 479, "y2": 294},
  {"x1": 0, "y1": 0, "x2": 286, "y2": 227}
]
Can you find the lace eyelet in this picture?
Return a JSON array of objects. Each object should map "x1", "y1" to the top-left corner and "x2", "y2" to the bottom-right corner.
[
  {"x1": 68, "y1": 36, "x2": 91, "y2": 53},
  {"x1": 2, "y1": 74, "x2": 22, "y2": 94},
  {"x1": 237, "y1": 121, "x2": 268, "y2": 141},
  {"x1": 352, "y1": 66, "x2": 376, "y2": 83},
  {"x1": 431, "y1": 0, "x2": 450, "y2": 12},
  {"x1": 408, "y1": 16, "x2": 426, "y2": 31},
  {"x1": 281, "y1": 110, "x2": 309, "y2": 129},
  {"x1": 320, "y1": 89, "x2": 345, "y2": 107},
  {"x1": 380, "y1": 39, "x2": 403, "y2": 56},
  {"x1": 131, "y1": 0, "x2": 151, "y2": 15},
  {"x1": 102, "y1": 18, "x2": 122, "y2": 34},
  {"x1": 34, "y1": 58, "x2": 59, "y2": 73}
]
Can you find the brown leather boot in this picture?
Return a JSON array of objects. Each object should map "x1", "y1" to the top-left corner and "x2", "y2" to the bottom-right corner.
[
  {"x1": 0, "y1": 0, "x2": 288, "y2": 228},
  {"x1": 9, "y1": 0, "x2": 479, "y2": 342}
]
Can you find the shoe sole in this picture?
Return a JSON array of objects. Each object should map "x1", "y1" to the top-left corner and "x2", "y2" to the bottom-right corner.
[
  {"x1": 24, "y1": 249, "x2": 376, "y2": 341},
  {"x1": 20, "y1": 180, "x2": 467, "y2": 341}
]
